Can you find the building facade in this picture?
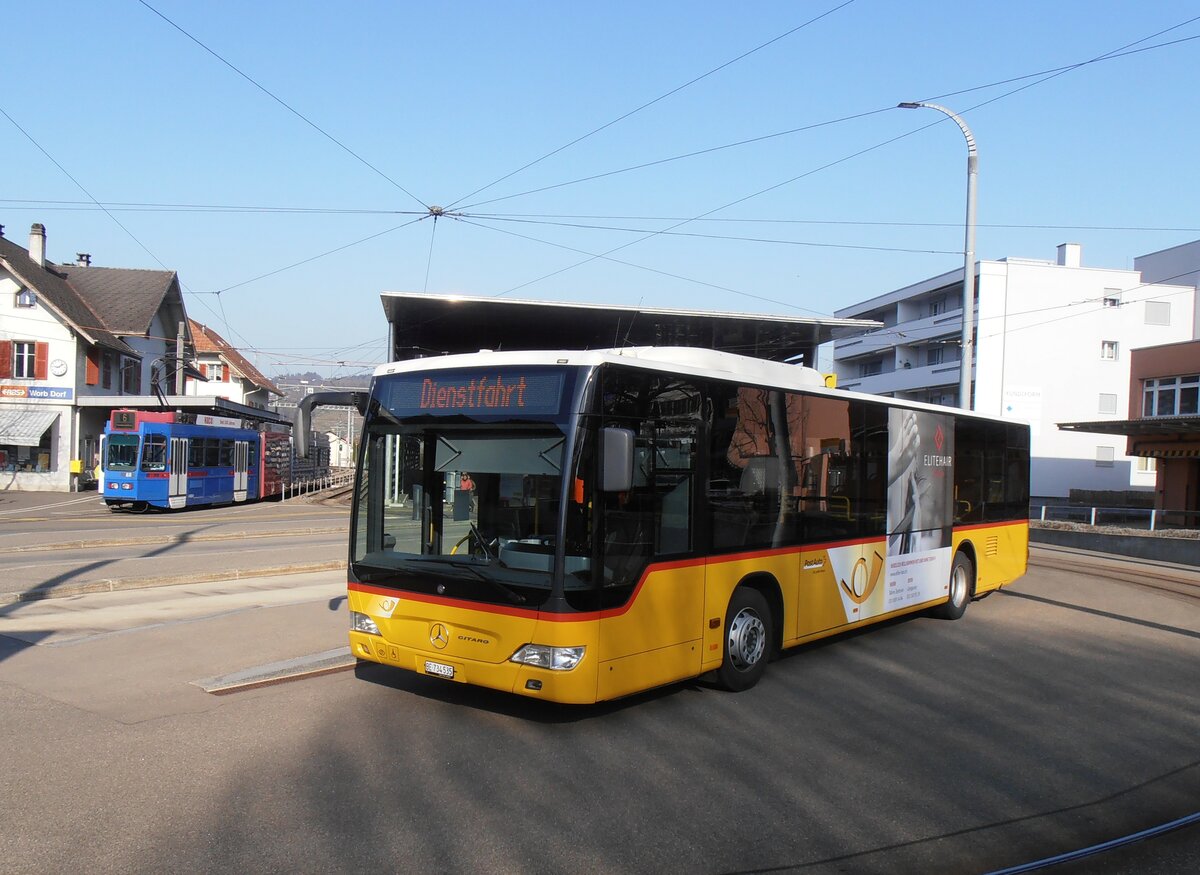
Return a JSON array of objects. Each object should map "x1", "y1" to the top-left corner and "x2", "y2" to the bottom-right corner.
[
  {"x1": 833, "y1": 243, "x2": 1198, "y2": 500},
  {"x1": 1126, "y1": 339, "x2": 1200, "y2": 514},
  {"x1": 185, "y1": 319, "x2": 282, "y2": 410},
  {"x1": 0, "y1": 224, "x2": 191, "y2": 491}
]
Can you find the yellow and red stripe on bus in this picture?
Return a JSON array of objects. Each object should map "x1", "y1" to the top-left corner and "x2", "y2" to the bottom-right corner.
[{"x1": 348, "y1": 519, "x2": 1027, "y2": 704}]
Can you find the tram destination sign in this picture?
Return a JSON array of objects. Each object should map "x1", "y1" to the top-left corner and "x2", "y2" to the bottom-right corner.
[{"x1": 384, "y1": 369, "x2": 566, "y2": 417}]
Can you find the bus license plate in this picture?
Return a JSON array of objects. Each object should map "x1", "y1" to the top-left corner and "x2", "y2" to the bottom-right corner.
[{"x1": 424, "y1": 660, "x2": 455, "y2": 679}]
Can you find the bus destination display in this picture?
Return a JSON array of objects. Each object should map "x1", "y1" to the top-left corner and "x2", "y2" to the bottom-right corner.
[{"x1": 385, "y1": 370, "x2": 565, "y2": 417}]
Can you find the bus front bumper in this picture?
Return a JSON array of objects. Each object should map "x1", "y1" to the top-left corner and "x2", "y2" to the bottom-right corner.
[{"x1": 349, "y1": 630, "x2": 600, "y2": 705}]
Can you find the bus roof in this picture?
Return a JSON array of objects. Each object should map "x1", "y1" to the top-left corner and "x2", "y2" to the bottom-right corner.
[{"x1": 374, "y1": 347, "x2": 1022, "y2": 426}]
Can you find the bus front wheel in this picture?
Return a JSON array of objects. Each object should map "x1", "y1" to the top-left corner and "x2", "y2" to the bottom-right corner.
[
  {"x1": 933, "y1": 552, "x2": 974, "y2": 620},
  {"x1": 717, "y1": 587, "x2": 772, "y2": 692}
]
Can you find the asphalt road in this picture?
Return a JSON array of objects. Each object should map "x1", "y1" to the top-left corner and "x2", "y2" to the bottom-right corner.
[
  {"x1": 0, "y1": 548, "x2": 1197, "y2": 873},
  {"x1": 0, "y1": 492, "x2": 349, "y2": 600}
]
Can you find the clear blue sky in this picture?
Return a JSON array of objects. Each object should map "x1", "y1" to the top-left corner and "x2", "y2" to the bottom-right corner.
[{"x1": 3, "y1": 1, "x2": 1198, "y2": 376}]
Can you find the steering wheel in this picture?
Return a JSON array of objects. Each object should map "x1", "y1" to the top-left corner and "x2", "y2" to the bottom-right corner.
[{"x1": 451, "y1": 522, "x2": 494, "y2": 559}]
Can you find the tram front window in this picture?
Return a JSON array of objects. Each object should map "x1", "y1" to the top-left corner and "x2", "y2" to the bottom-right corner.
[{"x1": 106, "y1": 434, "x2": 140, "y2": 471}]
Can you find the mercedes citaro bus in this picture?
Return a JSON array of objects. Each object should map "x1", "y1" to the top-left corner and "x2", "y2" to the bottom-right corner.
[{"x1": 297, "y1": 347, "x2": 1028, "y2": 704}]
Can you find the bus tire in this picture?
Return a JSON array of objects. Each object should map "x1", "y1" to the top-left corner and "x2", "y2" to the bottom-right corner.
[
  {"x1": 933, "y1": 551, "x2": 974, "y2": 620},
  {"x1": 717, "y1": 587, "x2": 772, "y2": 692}
]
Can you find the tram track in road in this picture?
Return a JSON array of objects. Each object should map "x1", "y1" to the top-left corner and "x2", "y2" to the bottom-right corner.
[
  {"x1": 0, "y1": 523, "x2": 348, "y2": 555},
  {"x1": 1029, "y1": 544, "x2": 1200, "y2": 602}
]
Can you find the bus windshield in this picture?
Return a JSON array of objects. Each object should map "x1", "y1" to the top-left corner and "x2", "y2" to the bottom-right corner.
[
  {"x1": 106, "y1": 434, "x2": 140, "y2": 471},
  {"x1": 350, "y1": 366, "x2": 589, "y2": 609}
]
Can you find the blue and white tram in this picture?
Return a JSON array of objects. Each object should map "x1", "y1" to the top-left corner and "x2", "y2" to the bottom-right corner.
[{"x1": 101, "y1": 409, "x2": 281, "y2": 511}]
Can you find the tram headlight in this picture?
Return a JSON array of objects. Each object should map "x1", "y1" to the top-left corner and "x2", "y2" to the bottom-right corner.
[
  {"x1": 510, "y1": 644, "x2": 586, "y2": 671},
  {"x1": 350, "y1": 611, "x2": 380, "y2": 636}
]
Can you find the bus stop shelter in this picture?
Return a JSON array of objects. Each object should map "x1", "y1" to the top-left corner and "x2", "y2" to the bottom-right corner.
[{"x1": 381, "y1": 292, "x2": 877, "y2": 368}]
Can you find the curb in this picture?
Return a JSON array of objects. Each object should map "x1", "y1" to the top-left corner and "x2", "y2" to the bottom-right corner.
[
  {"x1": 0, "y1": 560, "x2": 347, "y2": 606},
  {"x1": 2, "y1": 526, "x2": 347, "y2": 555}
]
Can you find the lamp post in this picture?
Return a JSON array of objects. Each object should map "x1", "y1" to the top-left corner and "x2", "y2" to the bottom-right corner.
[{"x1": 899, "y1": 101, "x2": 977, "y2": 410}]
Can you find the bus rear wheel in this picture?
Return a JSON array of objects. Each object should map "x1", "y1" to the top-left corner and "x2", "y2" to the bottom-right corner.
[
  {"x1": 933, "y1": 551, "x2": 974, "y2": 620},
  {"x1": 717, "y1": 587, "x2": 772, "y2": 692}
]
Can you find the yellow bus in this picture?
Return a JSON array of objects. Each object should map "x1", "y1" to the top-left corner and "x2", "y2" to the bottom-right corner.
[{"x1": 298, "y1": 347, "x2": 1029, "y2": 704}]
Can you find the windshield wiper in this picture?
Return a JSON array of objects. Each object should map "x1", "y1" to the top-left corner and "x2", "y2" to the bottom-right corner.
[{"x1": 445, "y1": 559, "x2": 527, "y2": 605}]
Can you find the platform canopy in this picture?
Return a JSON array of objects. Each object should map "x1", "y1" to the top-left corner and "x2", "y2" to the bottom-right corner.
[
  {"x1": 74, "y1": 395, "x2": 289, "y2": 426},
  {"x1": 381, "y1": 292, "x2": 877, "y2": 367},
  {"x1": 1057, "y1": 415, "x2": 1200, "y2": 437}
]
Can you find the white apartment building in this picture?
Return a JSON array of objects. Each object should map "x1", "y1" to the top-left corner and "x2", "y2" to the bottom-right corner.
[{"x1": 833, "y1": 243, "x2": 1198, "y2": 499}]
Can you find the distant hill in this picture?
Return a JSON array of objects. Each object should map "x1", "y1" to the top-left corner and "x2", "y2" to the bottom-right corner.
[{"x1": 272, "y1": 372, "x2": 372, "y2": 441}]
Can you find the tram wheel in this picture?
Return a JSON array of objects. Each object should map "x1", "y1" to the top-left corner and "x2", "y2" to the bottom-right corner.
[
  {"x1": 130, "y1": 501, "x2": 150, "y2": 514},
  {"x1": 933, "y1": 551, "x2": 974, "y2": 620},
  {"x1": 717, "y1": 587, "x2": 772, "y2": 692}
]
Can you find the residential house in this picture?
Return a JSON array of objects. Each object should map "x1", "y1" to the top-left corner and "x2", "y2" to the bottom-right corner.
[
  {"x1": 185, "y1": 319, "x2": 282, "y2": 409},
  {"x1": 0, "y1": 223, "x2": 191, "y2": 491}
]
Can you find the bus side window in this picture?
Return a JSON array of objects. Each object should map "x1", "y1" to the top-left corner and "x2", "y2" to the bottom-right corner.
[
  {"x1": 711, "y1": 386, "x2": 787, "y2": 550},
  {"x1": 788, "y1": 393, "x2": 857, "y2": 544}
]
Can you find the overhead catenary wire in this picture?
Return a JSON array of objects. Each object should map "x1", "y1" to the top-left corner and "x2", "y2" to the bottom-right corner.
[
  {"x1": 467, "y1": 214, "x2": 962, "y2": 255},
  {"x1": 136, "y1": 0, "x2": 430, "y2": 212},
  {"x1": 480, "y1": 13, "x2": 1200, "y2": 303},
  {"x1": 0, "y1": 101, "x2": 255, "y2": 352},
  {"x1": 7, "y1": 197, "x2": 1199, "y2": 235},
  {"x1": 456, "y1": 216, "x2": 833, "y2": 318},
  {"x1": 443, "y1": 1, "x2": 858, "y2": 210},
  {"x1": 452, "y1": 31, "x2": 1200, "y2": 213}
]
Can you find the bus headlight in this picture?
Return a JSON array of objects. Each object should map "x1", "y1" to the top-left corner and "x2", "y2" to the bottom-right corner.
[
  {"x1": 350, "y1": 611, "x2": 381, "y2": 636},
  {"x1": 510, "y1": 644, "x2": 586, "y2": 671}
]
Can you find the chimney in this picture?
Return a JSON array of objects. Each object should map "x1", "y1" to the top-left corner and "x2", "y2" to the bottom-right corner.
[
  {"x1": 29, "y1": 223, "x2": 46, "y2": 267},
  {"x1": 76, "y1": 253, "x2": 92, "y2": 267},
  {"x1": 1056, "y1": 242, "x2": 1081, "y2": 268}
]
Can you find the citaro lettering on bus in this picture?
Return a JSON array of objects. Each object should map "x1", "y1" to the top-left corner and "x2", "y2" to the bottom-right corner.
[{"x1": 419, "y1": 374, "x2": 528, "y2": 411}]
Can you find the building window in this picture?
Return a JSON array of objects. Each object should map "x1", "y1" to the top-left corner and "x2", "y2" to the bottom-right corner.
[
  {"x1": 1144, "y1": 301, "x2": 1171, "y2": 326},
  {"x1": 860, "y1": 359, "x2": 882, "y2": 377},
  {"x1": 120, "y1": 357, "x2": 141, "y2": 395},
  {"x1": 15, "y1": 287, "x2": 36, "y2": 308},
  {"x1": 205, "y1": 363, "x2": 224, "y2": 382},
  {"x1": 101, "y1": 353, "x2": 113, "y2": 390},
  {"x1": 1101, "y1": 290, "x2": 1121, "y2": 308},
  {"x1": 1143, "y1": 375, "x2": 1199, "y2": 417},
  {"x1": 1095, "y1": 446, "x2": 1115, "y2": 468},
  {"x1": 0, "y1": 423, "x2": 54, "y2": 473},
  {"x1": 1100, "y1": 340, "x2": 1118, "y2": 361},
  {"x1": 1098, "y1": 393, "x2": 1118, "y2": 414},
  {"x1": 13, "y1": 342, "x2": 37, "y2": 378},
  {"x1": 929, "y1": 390, "x2": 957, "y2": 407},
  {"x1": 1136, "y1": 457, "x2": 1157, "y2": 474},
  {"x1": 929, "y1": 297, "x2": 947, "y2": 316},
  {"x1": 926, "y1": 346, "x2": 944, "y2": 366}
]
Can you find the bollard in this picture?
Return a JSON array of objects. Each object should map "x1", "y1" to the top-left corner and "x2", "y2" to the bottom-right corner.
[{"x1": 1150, "y1": 509, "x2": 1157, "y2": 531}]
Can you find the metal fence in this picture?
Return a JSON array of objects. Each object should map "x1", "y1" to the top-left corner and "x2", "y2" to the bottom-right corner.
[
  {"x1": 282, "y1": 469, "x2": 355, "y2": 501},
  {"x1": 1031, "y1": 504, "x2": 1200, "y2": 532}
]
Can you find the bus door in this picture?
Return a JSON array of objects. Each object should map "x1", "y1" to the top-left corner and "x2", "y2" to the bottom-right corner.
[
  {"x1": 233, "y1": 440, "x2": 250, "y2": 501},
  {"x1": 169, "y1": 437, "x2": 188, "y2": 508}
]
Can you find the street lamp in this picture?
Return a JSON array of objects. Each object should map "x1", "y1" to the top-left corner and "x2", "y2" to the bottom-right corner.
[{"x1": 899, "y1": 101, "x2": 977, "y2": 411}]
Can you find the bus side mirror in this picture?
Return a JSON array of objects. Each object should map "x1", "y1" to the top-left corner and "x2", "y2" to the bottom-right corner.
[{"x1": 601, "y1": 428, "x2": 635, "y2": 492}]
